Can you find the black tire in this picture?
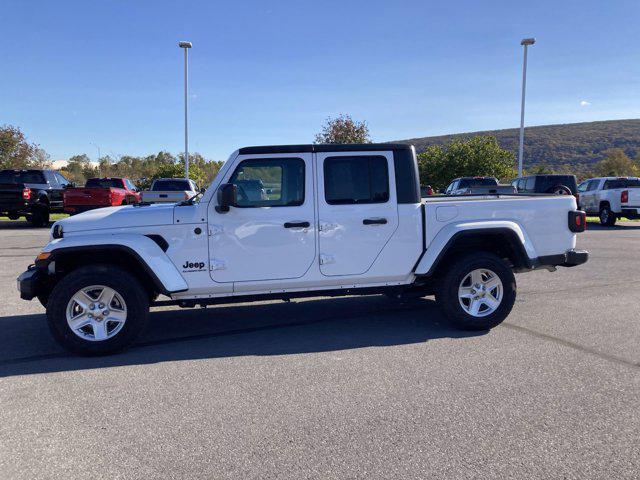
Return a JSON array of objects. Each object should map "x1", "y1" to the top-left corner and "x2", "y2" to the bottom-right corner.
[
  {"x1": 599, "y1": 204, "x2": 616, "y2": 226},
  {"x1": 435, "y1": 252, "x2": 516, "y2": 331},
  {"x1": 547, "y1": 185, "x2": 572, "y2": 195},
  {"x1": 27, "y1": 205, "x2": 50, "y2": 227},
  {"x1": 46, "y1": 265, "x2": 149, "y2": 356},
  {"x1": 37, "y1": 292, "x2": 50, "y2": 309},
  {"x1": 7, "y1": 211, "x2": 20, "y2": 220}
]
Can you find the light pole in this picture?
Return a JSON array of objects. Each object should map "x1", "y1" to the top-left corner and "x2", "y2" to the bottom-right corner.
[
  {"x1": 179, "y1": 41, "x2": 192, "y2": 179},
  {"x1": 90, "y1": 142, "x2": 101, "y2": 176},
  {"x1": 518, "y1": 37, "x2": 535, "y2": 178}
]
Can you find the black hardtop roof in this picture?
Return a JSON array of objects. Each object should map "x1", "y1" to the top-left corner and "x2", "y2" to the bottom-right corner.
[{"x1": 238, "y1": 143, "x2": 414, "y2": 155}]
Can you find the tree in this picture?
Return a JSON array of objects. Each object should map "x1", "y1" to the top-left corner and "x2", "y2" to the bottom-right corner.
[
  {"x1": 314, "y1": 114, "x2": 371, "y2": 144},
  {"x1": 417, "y1": 136, "x2": 516, "y2": 190},
  {"x1": 594, "y1": 148, "x2": 639, "y2": 177},
  {"x1": 60, "y1": 154, "x2": 97, "y2": 184},
  {"x1": 0, "y1": 125, "x2": 37, "y2": 169}
]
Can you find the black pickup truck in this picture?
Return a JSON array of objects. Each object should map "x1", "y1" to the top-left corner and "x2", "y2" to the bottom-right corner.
[{"x1": 0, "y1": 169, "x2": 71, "y2": 227}]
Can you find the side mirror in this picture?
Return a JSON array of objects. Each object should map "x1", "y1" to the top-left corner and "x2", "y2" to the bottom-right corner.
[
  {"x1": 216, "y1": 183, "x2": 237, "y2": 213},
  {"x1": 200, "y1": 187, "x2": 206, "y2": 194}
]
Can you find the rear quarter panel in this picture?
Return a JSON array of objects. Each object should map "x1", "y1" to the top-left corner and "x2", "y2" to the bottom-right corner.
[{"x1": 422, "y1": 195, "x2": 577, "y2": 258}]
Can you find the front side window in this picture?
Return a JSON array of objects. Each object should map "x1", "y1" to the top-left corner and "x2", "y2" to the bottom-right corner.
[
  {"x1": 324, "y1": 155, "x2": 389, "y2": 205},
  {"x1": 229, "y1": 158, "x2": 305, "y2": 207},
  {"x1": 587, "y1": 180, "x2": 600, "y2": 191}
]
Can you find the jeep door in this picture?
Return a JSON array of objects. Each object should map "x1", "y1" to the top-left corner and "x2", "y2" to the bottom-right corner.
[
  {"x1": 316, "y1": 151, "x2": 399, "y2": 276},
  {"x1": 208, "y1": 153, "x2": 316, "y2": 283}
]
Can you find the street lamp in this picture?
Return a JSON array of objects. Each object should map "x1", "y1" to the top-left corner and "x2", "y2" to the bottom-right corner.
[
  {"x1": 90, "y1": 142, "x2": 101, "y2": 176},
  {"x1": 178, "y1": 41, "x2": 192, "y2": 179},
  {"x1": 518, "y1": 37, "x2": 535, "y2": 178}
]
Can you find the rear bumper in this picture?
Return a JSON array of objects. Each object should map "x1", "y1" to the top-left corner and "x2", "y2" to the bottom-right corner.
[
  {"x1": 530, "y1": 249, "x2": 589, "y2": 270},
  {"x1": 17, "y1": 266, "x2": 46, "y2": 301},
  {"x1": 621, "y1": 208, "x2": 640, "y2": 219},
  {"x1": 0, "y1": 200, "x2": 33, "y2": 214},
  {"x1": 64, "y1": 205, "x2": 105, "y2": 214}
]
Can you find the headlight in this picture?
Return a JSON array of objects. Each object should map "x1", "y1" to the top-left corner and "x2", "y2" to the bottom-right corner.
[{"x1": 52, "y1": 224, "x2": 63, "y2": 239}]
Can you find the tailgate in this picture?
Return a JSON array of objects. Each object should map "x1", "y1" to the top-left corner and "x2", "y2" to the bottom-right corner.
[
  {"x1": 64, "y1": 188, "x2": 112, "y2": 206},
  {"x1": 0, "y1": 183, "x2": 26, "y2": 207},
  {"x1": 142, "y1": 191, "x2": 186, "y2": 202},
  {"x1": 625, "y1": 188, "x2": 640, "y2": 206}
]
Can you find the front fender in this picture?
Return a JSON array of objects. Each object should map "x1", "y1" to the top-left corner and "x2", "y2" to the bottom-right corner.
[
  {"x1": 42, "y1": 233, "x2": 188, "y2": 294},
  {"x1": 414, "y1": 220, "x2": 537, "y2": 275}
]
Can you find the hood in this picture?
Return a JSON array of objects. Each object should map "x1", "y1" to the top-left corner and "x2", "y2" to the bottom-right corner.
[{"x1": 55, "y1": 204, "x2": 175, "y2": 234}]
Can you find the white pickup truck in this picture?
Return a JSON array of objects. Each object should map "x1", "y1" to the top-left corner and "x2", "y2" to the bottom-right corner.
[
  {"x1": 577, "y1": 177, "x2": 640, "y2": 226},
  {"x1": 141, "y1": 177, "x2": 199, "y2": 203},
  {"x1": 18, "y1": 144, "x2": 588, "y2": 355}
]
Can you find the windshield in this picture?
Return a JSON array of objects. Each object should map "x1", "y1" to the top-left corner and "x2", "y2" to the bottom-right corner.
[
  {"x1": 152, "y1": 180, "x2": 191, "y2": 191},
  {"x1": 0, "y1": 170, "x2": 46, "y2": 184},
  {"x1": 459, "y1": 178, "x2": 498, "y2": 188},
  {"x1": 85, "y1": 178, "x2": 123, "y2": 188}
]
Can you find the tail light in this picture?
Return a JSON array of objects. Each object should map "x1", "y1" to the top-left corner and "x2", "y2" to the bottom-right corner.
[
  {"x1": 568, "y1": 210, "x2": 586, "y2": 233},
  {"x1": 621, "y1": 190, "x2": 629, "y2": 203},
  {"x1": 22, "y1": 187, "x2": 31, "y2": 200}
]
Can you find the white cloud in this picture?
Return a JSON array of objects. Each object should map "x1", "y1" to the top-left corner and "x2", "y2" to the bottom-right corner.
[{"x1": 580, "y1": 100, "x2": 591, "y2": 107}]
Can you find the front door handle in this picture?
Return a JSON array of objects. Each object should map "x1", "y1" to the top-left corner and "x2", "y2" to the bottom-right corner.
[
  {"x1": 363, "y1": 218, "x2": 387, "y2": 225},
  {"x1": 284, "y1": 221, "x2": 310, "y2": 228}
]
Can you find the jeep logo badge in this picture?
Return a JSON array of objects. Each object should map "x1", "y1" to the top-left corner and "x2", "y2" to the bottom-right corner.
[{"x1": 182, "y1": 261, "x2": 206, "y2": 271}]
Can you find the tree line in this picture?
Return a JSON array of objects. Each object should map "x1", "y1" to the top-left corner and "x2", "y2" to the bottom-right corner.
[{"x1": 2, "y1": 118, "x2": 640, "y2": 192}]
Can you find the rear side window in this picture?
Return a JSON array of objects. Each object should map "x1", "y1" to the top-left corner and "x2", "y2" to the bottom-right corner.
[
  {"x1": 229, "y1": 158, "x2": 305, "y2": 207},
  {"x1": 152, "y1": 180, "x2": 191, "y2": 191},
  {"x1": 324, "y1": 155, "x2": 389, "y2": 204},
  {"x1": 0, "y1": 170, "x2": 46, "y2": 184},
  {"x1": 85, "y1": 178, "x2": 123, "y2": 188},
  {"x1": 604, "y1": 179, "x2": 640, "y2": 189},
  {"x1": 525, "y1": 177, "x2": 536, "y2": 191}
]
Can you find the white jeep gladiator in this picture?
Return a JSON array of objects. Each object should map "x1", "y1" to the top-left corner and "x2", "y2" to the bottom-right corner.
[{"x1": 18, "y1": 144, "x2": 588, "y2": 355}]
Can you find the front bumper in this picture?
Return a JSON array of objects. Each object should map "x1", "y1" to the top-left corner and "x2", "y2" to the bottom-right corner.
[{"x1": 17, "y1": 266, "x2": 46, "y2": 300}]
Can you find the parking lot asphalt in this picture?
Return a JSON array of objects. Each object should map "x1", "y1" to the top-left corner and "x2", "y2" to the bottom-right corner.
[{"x1": 0, "y1": 219, "x2": 638, "y2": 479}]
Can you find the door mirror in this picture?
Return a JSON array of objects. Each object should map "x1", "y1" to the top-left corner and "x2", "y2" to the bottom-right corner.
[
  {"x1": 216, "y1": 183, "x2": 237, "y2": 213},
  {"x1": 200, "y1": 187, "x2": 206, "y2": 194}
]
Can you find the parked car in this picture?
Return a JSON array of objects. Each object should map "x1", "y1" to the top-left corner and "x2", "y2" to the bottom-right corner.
[
  {"x1": 0, "y1": 169, "x2": 70, "y2": 227},
  {"x1": 444, "y1": 177, "x2": 515, "y2": 195},
  {"x1": 511, "y1": 174, "x2": 578, "y2": 196},
  {"x1": 141, "y1": 178, "x2": 199, "y2": 203},
  {"x1": 420, "y1": 185, "x2": 434, "y2": 197},
  {"x1": 577, "y1": 177, "x2": 640, "y2": 226},
  {"x1": 63, "y1": 177, "x2": 141, "y2": 214},
  {"x1": 18, "y1": 143, "x2": 588, "y2": 355}
]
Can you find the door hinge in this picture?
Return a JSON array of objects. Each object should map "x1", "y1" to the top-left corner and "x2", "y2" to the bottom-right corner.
[
  {"x1": 319, "y1": 254, "x2": 335, "y2": 265},
  {"x1": 209, "y1": 259, "x2": 226, "y2": 271}
]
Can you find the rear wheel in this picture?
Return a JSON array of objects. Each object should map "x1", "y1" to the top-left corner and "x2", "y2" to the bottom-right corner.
[
  {"x1": 435, "y1": 252, "x2": 516, "y2": 330},
  {"x1": 46, "y1": 265, "x2": 149, "y2": 355},
  {"x1": 7, "y1": 211, "x2": 20, "y2": 220},
  {"x1": 27, "y1": 205, "x2": 50, "y2": 227},
  {"x1": 599, "y1": 204, "x2": 616, "y2": 226}
]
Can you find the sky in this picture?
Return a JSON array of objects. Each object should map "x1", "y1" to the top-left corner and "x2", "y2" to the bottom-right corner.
[{"x1": 1, "y1": 0, "x2": 639, "y2": 162}]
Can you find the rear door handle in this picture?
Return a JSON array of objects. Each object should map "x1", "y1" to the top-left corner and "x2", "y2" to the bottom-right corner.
[
  {"x1": 363, "y1": 218, "x2": 387, "y2": 225},
  {"x1": 284, "y1": 221, "x2": 310, "y2": 228}
]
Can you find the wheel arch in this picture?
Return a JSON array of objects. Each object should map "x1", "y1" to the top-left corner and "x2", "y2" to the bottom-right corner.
[
  {"x1": 41, "y1": 235, "x2": 188, "y2": 298},
  {"x1": 414, "y1": 223, "x2": 534, "y2": 278}
]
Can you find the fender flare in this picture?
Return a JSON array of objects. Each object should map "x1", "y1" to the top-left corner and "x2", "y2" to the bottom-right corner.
[
  {"x1": 414, "y1": 221, "x2": 538, "y2": 276},
  {"x1": 42, "y1": 233, "x2": 188, "y2": 295}
]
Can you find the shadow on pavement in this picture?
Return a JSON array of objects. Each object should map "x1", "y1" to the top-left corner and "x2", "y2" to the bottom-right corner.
[
  {"x1": 0, "y1": 296, "x2": 483, "y2": 378},
  {"x1": 0, "y1": 219, "x2": 52, "y2": 230},
  {"x1": 587, "y1": 221, "x2": 640, "y2": 230}
]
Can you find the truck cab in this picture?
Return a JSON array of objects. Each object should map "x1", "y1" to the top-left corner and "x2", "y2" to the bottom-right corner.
[{"x1": 18, "y1": 144, "x2": 588, "y2": 355}]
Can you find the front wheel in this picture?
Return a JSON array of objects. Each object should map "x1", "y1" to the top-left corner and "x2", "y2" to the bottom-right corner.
[
  {"x1": 46, "y1": 265, "x2": 149, "y2": 355},
  {"x1": 435, "y1": 252, "x2": 516, "y2": 330}
]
